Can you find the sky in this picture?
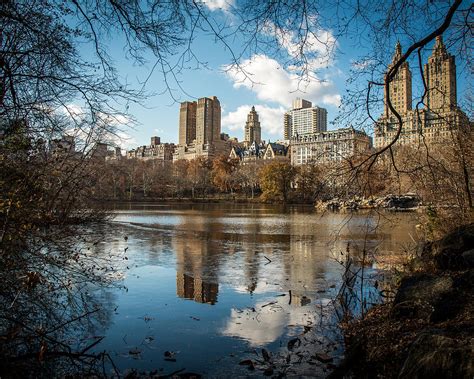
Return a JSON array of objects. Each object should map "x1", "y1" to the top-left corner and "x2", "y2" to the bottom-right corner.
[{"x1": 79, "y1": 0, "x2": 470, "y2": 150}]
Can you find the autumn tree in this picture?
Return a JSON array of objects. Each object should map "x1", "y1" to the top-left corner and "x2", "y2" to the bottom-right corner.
[
  {"x1": 260, "y1": 161, "x2": 296, "y2": 202},
  {"x1": 187, "y1": 157, "x2": 212, "y2": 199},
  {"x1": 239, "y1": 161, "x2": 263, "y2": 199},
  {"x1": 294, "y1": 164, "x2": 325, "y2": 203},
  {"x1": 211, "y1": 155, "x2": 240, "y2": 194}
]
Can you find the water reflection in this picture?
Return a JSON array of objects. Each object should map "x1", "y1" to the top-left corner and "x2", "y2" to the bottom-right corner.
[
  {"x1": 176, "y1": 273, "x2": 218, "y2": 305},
  {"x1": 101, "y1": 204, "x2": 419, "y2": 376}
]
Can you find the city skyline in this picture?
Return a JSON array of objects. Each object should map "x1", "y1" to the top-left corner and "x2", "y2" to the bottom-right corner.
[{"x1": 68, "y1": 4, "x2": 469, "y2": 150}]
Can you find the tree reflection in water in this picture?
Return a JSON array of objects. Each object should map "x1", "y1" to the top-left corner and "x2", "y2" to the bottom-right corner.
[{"x1": 0, "y1": 225, "x2": 123, "y2": 377}]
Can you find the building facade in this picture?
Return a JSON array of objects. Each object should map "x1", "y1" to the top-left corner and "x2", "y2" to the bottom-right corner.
[
  {"x1": 126, "y1": 136, "x2": 175, "y2": 162},
  {"x1": 424, "y1": 36, "x2": 457, "y2": 112},
  {"x1": 384, "y1": 41, "x2": 412, "y2": 119},
  {"x1": 290, "y1": 127, "x2": 371, "y2": 166},
  {"x1": 230, "y1": 141, "x2": 289, "y2": 164},
  {"x1": 174, "y1": 96, "x2": 231, "y2": 161},
  {"x1": 196, "y1": 96, "x2": 221, "y2": 145},
  {"x1": 374, "y1": 37, "x2": 469, "y2": 149},
  {"x1": 284, "y1": 99, "x2": 327, "y2": 139},
  {"x1": 244, "y1": 106, "x2": 261, "y2": 146},
  {"x1": 179, "y1": 101, "x2": 197, "y2": 145}
]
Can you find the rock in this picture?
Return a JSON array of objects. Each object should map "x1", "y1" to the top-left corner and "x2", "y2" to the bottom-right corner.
[
  {"x1": 462, "y1": 249, "x2": 474, "y2": 268},
  {"x1": 430, "y1": 290, "x2": 468, "y2": 323},
  {"x1": 432, "y1": 224, "x2": 474, "y2": 269},
  {"x1": 380, "y1": 194, "x2": 420, "y2": 209},
  {"x1": 394, "y1": 274, "x2": 453, "y2": 305},
  {"x1": 399, "y1": 332, "x2": 474, "y2": 379},
  {"x1": 454, "y1": 269, "x2": 474, "y2": 290},
  {"x1": 239, "y1": 359, "x2": 255, "y2": 370},
  {"x1": 391, "y1": 300, "x2": 434, "y2": 320}
]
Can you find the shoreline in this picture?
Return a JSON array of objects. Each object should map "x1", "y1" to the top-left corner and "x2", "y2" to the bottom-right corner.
[{"x1": 332, "y1": 224, "x2": 474, "y2": 378}]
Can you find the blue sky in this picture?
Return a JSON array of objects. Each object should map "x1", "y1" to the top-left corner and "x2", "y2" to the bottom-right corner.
[{"x1": 80, "y1": 0, "x2": 470, "y2": 150}]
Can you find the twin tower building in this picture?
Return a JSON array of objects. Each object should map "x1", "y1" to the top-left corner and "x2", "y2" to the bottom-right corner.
[
  {"x1": 178, "y1": 97, "x2": 262, "y2": 148},
  {"x1": 175, "y1": 96, "x2": 230, "y2": 160},
  {"x1": 176, "y1": 96, "x2": 265, "y2": 161},
  {"x1": 375, "y1": 36, "x2": 468, "y2": 148}
]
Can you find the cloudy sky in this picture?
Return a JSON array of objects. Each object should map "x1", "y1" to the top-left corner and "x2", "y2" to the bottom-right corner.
[{"x1": 88, "y1": 0, "x2": 468, "y2": 149}]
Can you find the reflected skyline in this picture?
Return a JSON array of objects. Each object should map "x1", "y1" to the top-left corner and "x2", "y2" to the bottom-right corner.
[{"x1": 102, "y1": 204, "x2": 419, "y2": 374}]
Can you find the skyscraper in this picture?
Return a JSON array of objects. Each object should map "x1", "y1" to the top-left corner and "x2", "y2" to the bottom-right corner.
[
  {"x1": 284, "y1": 99, "x2": 327, "y2": 139},
  {"x1": 179, "y1": 101, "x2": 197, "y2": 145},
  {"x1": 384, "y1": 41, "x2": 412, "y2": 118},
  {"x1": 196, "y1": 96, "x2": 221, "y2": 145},
  {"x1": 244, "y1": 106, "x2": 261, "y2": 145},
  {"x1": 374, "y1": 38, "x2": 468, "y2": 149},
  {"x1": 424, "y1": 36, "x2": 457, "y2": 111},
  {"x1": 174, "y1": 96, "x2": 228, "y2": 161}
]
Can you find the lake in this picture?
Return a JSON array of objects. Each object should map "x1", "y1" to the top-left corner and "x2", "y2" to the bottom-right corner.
[{"x1": 88, "y1": 203, "x2": 419, "y2": 377}]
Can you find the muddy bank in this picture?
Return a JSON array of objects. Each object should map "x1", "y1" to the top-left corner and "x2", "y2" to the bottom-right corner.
[{"x1": 333, "y1": 224, "x2": 474, "y2": 378}]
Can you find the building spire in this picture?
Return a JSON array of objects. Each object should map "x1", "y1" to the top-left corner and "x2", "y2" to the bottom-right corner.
[
  {"x1": 392, "y1": 41, "x2": 402, "y2": 63},
  {"x1": 432, "y1": 35, "x2": 447, "y2": 57}
]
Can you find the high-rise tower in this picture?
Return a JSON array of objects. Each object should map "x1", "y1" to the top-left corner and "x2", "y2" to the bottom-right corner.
[
  {"x1": 384, "y1": 42, "x2": 412, "y2": 118},
  {"x1": 244, "y1": 106, "x2": 261, "y2": 145},
  {"x1": 374, "y1": 38, "x2": 467, "y2": 150},
  {"x1": 179, "y1": 101, "x2": 197, "y2": 145},
  {"x1": 424, "y1": 36, "x2": 457, "y2": 111},
  {"x1": 284, "y1": 99, "x2": 327, "y2": 139},
  {"x1": 196, "y1": 96, "x2": 221, "y2": 145}
]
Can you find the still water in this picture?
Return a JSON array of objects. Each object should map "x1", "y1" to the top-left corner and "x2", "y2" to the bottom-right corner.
[{"x1": 90, "y1": 203, "x2": 419, "y2": 377}]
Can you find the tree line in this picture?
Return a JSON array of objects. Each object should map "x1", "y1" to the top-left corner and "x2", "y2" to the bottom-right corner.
[{"x1": 93, "y1": 127, "x2": 472, "y2": 212}]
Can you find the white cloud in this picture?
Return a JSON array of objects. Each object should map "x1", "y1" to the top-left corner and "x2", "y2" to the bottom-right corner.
[
  {"x1": 220, "y1": 301, "x2": 288, "y2": 347},
  {"x1": 322, "y1": 94, "x2": 342, "y2": 107},
  {"x1": 61, "y1": 103, "x2": 133, "y2": 128},
  {"x1": 203, "y1": 0, "x2": 234, "y2": 11},
  {"x1": 61, "y1": 103, "x2": 135, "y2": 149},
  {"x1": 222, "y1": 104, "x2": 286, "y2": 138},
  {"x1": 263, "y1": 20, "x2": 337, "y2": 71},
  {"x1": 107, "y1": 131, "x2": 137, "y2": 150},
  {"x1": 223, "y1": 54, "x2": 341, "y2": 108}
]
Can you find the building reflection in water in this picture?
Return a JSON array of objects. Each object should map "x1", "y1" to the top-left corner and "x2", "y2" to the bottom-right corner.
[
  {"x1": 172, "y1": 211, "x2": 222, "y2": 305},
  {"x1": 176, "y1": 272, "x2": 218, "y2": 305},
  {"x1": 112, "y1": 204, "x2": 417, "y2": 349}
]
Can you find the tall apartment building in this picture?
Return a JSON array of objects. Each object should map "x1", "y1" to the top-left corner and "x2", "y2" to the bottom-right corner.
[
  {"x1": 284, "y1": 99, "x2": 327, "y2": 139},
  {"x1": 374, "y1": 37, "x2": 469, "y2": 149},
  {"x1": 175, "y1": 96, "x2": 231, "y2": 161},
  {"x1": 384, "y1": 41, "x2": 412, "y2": 118},
  {"x1": 244, "y1": 106, "x2": 261, "y2": 146},
  {"x1": 424, "y1": 36, "x2": 457, "y2": 112},
  {"x1": 179, "y1": 101, "x2": 197, "y2": 145},
  {"x1": 196, "y1": 96, "x2": 221, "y2": 145}
]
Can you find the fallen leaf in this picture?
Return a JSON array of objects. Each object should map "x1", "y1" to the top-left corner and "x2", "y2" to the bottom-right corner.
[
  {"x1": 314, "y1": 353, "x2": 333, "y2": 363},
  {"x1": 239, "y1": 359, "x2": 255, "y2": 370}
]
